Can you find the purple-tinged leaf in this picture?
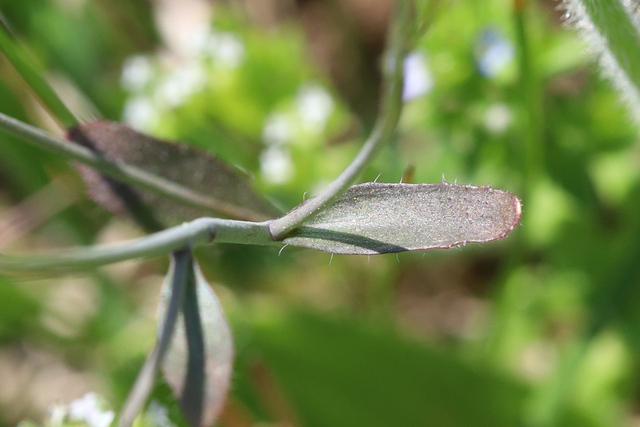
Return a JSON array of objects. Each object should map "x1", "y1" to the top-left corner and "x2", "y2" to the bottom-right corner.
[
  {"x1": 158, "y1": 259, "x2": 233, "y2": 427},
  {"x1": 284, "y1": 182, "x2": 521, "y2": 255},
  {"x1": 67, "y1": 121, "x2": 278, "y2": 225}
]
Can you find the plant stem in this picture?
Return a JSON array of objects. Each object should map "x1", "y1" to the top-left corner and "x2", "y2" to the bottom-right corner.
[
  {"x1": 268, "y1": 0, "x2": 415, "y2": 240},
  {"x1": 0, "y1": 218, "x2": 275, "y2": 272},
  {"x1": 0, "y1": 17, "x2": 78, "y2": 128},
  {"x1": 514, "y1": 0, "x2": 543, "y2": 192},
  {"x1": 0, "y1": 112, "x2": 270, "y2": 222}
]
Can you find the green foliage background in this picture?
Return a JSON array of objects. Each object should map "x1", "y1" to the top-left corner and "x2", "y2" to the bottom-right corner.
[{"x1": 1, "y1": 0, "x2": 639, "y2": 426}]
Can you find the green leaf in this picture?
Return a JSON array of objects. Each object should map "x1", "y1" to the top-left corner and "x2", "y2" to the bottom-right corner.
[
  {"x1": 250, "y1": 309, "x2": 530, "y2": 427},
  {"x1": 0, "y1": 18, "x2": 77, "y2": 127},
  {"x1": 284, "y1": 182, "x2": 521, "y2": 254},
  {"x1": 118, "y1": 249, "x2": 190, "y2": 427},
  {"x1": 159, "y1": 258, "x2": 233, "y2": 427},
  {"x1": 561, "y1": 0, "x2": 640, "y2": 119},
  {"x1": 67, "y1": 121, "x2": 279, "y2": 225}
]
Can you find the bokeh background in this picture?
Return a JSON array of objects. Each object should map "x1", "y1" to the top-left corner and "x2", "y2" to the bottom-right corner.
[{"x1": 1, "y1": 0, "x2": 640, "y2": 426}]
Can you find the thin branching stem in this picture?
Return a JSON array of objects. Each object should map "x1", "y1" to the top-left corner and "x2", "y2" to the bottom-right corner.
[
  {"x1": 0, "y1": 112, "x2": 270, "y2": 222},
  {"x1": 0, "y1": 218, "x2": 274, "y2": 272},
  {"x1": 0, "y1": 0, "x2": 418, "y2": 272},
  {"x1": 268, "y1": 0, "x2": 415, "y2": 240}
]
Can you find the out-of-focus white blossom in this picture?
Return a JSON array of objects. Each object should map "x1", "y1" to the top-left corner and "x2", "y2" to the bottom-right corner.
[
  {"x1": 146, "y1": 401, "x2": 176, "y2": 427},
  {"x1": 120, "y1": 55, "x2": 154, "y2": 92},
  {"x1": 48, "y1": 404, "x2": 67, "y2": 426},
  {"x1": 206, "y1": 32, "x2": 246, "y2": 69},
  {"x1": 403, "y1": 52, "x2": 433, "y2": 101},
  {"x1": 262, "y1": 113, "x2": 292, "y2": 146},
  {"x1": 123, "y1": 95, "x2": 159, "y2": 131},
  {"x1": 484, "y1": 103, "x2": 512, "y2": 134},
  {"x1": 260, "y1": 146, "x2": 295, "y2": 184},
  {"x1": 475, "y1": 29, "x2": 514, "y2": 78},
  {"x1": 155, "y1": 62, "x2": 207, "y2": 107},
  {"x1": 184, "y1": 24, "x2": 211, "y2": 56},
  {"x1": 154, "y1": 0, "x2": 212, "y2": 56},
  {"x1": 295, "y1": 85, "x2": 334, "y2": 134},
  {"x1": 67, "y1": 393, "x2": 115, "y2": 427}
]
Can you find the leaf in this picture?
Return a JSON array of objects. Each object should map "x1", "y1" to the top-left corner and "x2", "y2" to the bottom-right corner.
[
  {"x1": 284, "y1": 182, "x2": 521, "y2": 254},
  {"x1": 561, "y1": 0, "x2": 640, "y2": 120},
  {"x1": 118, "y1": 249, "x2": 190, "y2": 427},
  {"x1": 248, "y1": 309, "x2": 596, "y2": 427},
  {"x1": 159, "y1": 257, "x2": 234, "y2": 427},
  {"x1": 0, "y1": 20, "x2": 77, "y2": 127},
  {"x1": 66, "y1": 120, "x2": 278, "y2": 226}
]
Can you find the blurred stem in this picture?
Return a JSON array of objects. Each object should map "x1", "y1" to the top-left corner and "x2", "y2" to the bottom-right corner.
[
  {"x1": 268, "y1": 0, "x2": 416, "y2": 240},
  {"x1": 0, "y1": 17, "x2": 78, "y2": 128},
  {"x1": 0, "y1": 112, "x2": 269, "y2": 221},
  {"x1": 525, "y1": 340, "x2": 588, "y2": 427},
  {"x1": 514, "y1": 0, "x2": 544, "y2": 194},
  {"x1": 0, "y1": 218, "x2": 275, "y2": 272}
]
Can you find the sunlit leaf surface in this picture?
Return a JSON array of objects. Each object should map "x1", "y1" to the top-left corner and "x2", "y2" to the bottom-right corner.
[{"x1": 284, "y1": 182, "x2": 521, "y2": 254}]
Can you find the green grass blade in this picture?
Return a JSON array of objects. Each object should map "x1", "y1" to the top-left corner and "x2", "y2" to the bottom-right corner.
[
  {"x1": 562, "y1": 0, "x2": 640, "y2": 120},
  {"x1": 0, "y1": 17, "x2": 78, "y2": 127}
]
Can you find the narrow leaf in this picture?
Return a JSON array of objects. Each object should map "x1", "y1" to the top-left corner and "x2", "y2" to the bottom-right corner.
[
  {"x1": 159, "y1": 259, "x2": 234, "y2": 427},
  {"x1": 561, "y1": 0, "x2": 640, "y2": 119},
  {"x1": 118, "y1": 249, "x2": 190, "y2": 427},
  {"x1": 67, "y1": 120, "x2": 278, "y2": 224},
  {"x1": 0, "y1": 18, "x2": 77, "y2": 127},
  {"x1": 284, "y1": 182, "x2": 521, "y2": 255}
]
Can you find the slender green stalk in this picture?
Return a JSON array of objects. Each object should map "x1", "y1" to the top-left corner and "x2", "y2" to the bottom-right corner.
[
  {"x1": 0, "y1": 17, "x2": 78, "y2": 128},
  {"x1": 0, "y1": 218, "x2": 275, "y2": 272},
  {"x1": 268, "y1": 0, "x2": 415, "y2": 240},
  {"x1": 514, "y1": 0, "x2": 543, "y2": 192},
  {"x1": 0, "y1": 112, "x2": 270, "y2": 222}
]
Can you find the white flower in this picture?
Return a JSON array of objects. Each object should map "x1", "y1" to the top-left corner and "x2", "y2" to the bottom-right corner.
[
  {"x1": 155, "y1": 62, "x2": 207, "y2": 108},
  {"x1": 484, "y1": 103, "x2": 512, "y2": 134},
  {"x1": 122, "y1": 95, "x2": 159, "y2": 131},
  {"x1": 206, "y1": 32, "x2": 246, "y2": 69},
  {"x1": 120, "y1": 55, "x2": 154, "y2": 92},
  {"x1": 48, "y1": 404, "x2": 67, "y2": 426},
  {"x1": 183, "y1": 24, "x2": 211, "y2": 56},
  {"x1": 260, "y1": 146, "x2": 295, "y2": 184},
  {"x1": 147, "y1": 401, "x2": 176, "y2": 427},
  {"x1": 295, "y1": 85, "x2": 334, "y2": 135},
  {"x1": 68, "y1": 393, "x2": 115, "y2": 427},
  {"x1": 403, "y1": 52, "x2": 433, "y2": 101},
  {"x1": 262, "y1": 113, "x2": 292, "y2": 146},
  {"x1": 476, "y1": 29, "x2": 514, "y2": 78}
]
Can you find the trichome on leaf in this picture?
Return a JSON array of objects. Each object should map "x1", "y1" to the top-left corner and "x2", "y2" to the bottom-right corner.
[{"x1": 284, "y1": 182, "x2": 521, "y2": 255}]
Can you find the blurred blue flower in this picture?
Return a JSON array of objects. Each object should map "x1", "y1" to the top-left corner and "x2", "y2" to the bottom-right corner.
[
  {"x1": 403, "y1": 52, "x2": 433, "y2": 101},
  {"x1": 475, "y1": 28, "x2": 514, "y2": 78}
]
